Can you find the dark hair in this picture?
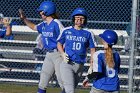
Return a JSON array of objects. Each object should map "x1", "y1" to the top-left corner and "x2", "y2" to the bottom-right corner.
[{"x1": 49, "y1": 13, "x2": 59, "y2": 19}]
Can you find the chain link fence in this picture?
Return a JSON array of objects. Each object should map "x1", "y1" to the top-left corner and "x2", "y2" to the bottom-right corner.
[
  {"x1": 0, "y1": 0, "x2": 137, "y2": 93},
  {"x1": 129, "y1": 0, "x2": 140, "y2": 93}
]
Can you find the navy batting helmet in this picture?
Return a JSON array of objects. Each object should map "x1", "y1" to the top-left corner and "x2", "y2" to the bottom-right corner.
[
  {"x1": 37, "y1": 1, "x2": 56, "y2": 16},
  {"x1": 71, "y1": 8, "x2": 87, "y2": 18},
  {"x1": 99, "y1": 30, "x2": 118, "y2": 45},
  {"x1": 71, "y1": 8, "x2": 87, "y2": 25}
]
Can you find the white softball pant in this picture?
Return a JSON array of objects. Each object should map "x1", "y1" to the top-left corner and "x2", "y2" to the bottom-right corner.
[
  {"x1": 60, "y1": 61, "x2": 84, "y2": 93},
  {"x1": 38, "y1": 51, "x2": 64, "y2": 90}
]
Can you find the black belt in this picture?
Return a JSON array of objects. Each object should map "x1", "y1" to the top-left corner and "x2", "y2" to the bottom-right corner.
[
  {"x1": 47, "y1": 49, "x2": 58, "y2": 53},
  {"x1": 33, "y1": 48, "x2": 58, "y2": 54},
  {"x1": 67, "y1": 60, "x2": 84, "y2": 65}
]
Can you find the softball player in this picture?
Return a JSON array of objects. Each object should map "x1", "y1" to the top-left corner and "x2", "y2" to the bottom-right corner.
[
  {"x1": 0, "y1": 13, "x2": 14, "y2": 58},
  {"x1": 0, "y1": 13, "x2": 13, "y2": 40},
  {"x1": 83, "y1": 30, "x2": 121, "y2": 93},
  {"x1": 19, "y1": 1, "x2": 65, "y2": 93},
  {"x1": 57, "y1": 8, "x2": 96, "y2": 93}
]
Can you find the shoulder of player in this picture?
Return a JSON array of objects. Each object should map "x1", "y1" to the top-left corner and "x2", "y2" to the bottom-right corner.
[
  {"x1": 36, "y1": 21, "x2": 45, "y2": 26},
  {"x1": 112, "y1": 50, "x2": 119, "y2": 54},
  {"x1": 62, "y1": 26, "x2": 73, "y2": 32},
  {"x1": 93, "y1": 50, "x2": 104, "y2": 58},
  {"x1": 112, "y1": 50, "x2": 120, "y2": 58},
  {"x1": 82, "y1": 28, "x2": 93, "y2": 34},
  {"x1": 53, "y1": 19, "x2": 64, "y2": 30},
  {"x1": 53, "y1": 19, "x2": 63, "y2": 25}
]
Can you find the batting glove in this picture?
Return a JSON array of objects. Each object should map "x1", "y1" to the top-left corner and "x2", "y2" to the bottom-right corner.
[
  {"x1": 18, "y1": 9, "x2": 26, "y2": 20},
  {"x1": 61, "y1": 53, "x2": 69, "y2": 63},
  {"x1": 3, "y1": 17, "x2": 12, "y2": 26}
]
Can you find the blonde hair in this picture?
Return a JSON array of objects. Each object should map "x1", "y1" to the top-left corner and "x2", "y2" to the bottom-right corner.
[{"x1": 105, "y1": 46, "x2": 115, "y2": 68}]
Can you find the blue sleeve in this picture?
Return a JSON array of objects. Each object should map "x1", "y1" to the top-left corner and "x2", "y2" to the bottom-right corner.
[
  {"x1": 0, "y1": 30, "x2": 6, "y2": 38},
  {"x1": 0, "y1": 26, "x2": 8, "y2": 38},
  {"x1": 117, "y1": 54, "x2": 121, "y2": 73},
  {"x1": 57, "y1": 30, "x2": 66, "y2": 44},
  {"x1": 114, "y1": 52, "x2": 121, "y2": 73},
  {"x1": 9, "y1": 22, "x2": 13, "y2": 27},
  {"x1": 93, "y1": 53, "x2": 103, "y2": 73},
  {"x1": 36, "y1": 23, "x2": 43, "y2": 33},
  {"x1": 89, "y1": 32, "x2": 95, "y2": 48},
  {"x1": 55, "y1": 24, "x2": 60, "y2": 39}
]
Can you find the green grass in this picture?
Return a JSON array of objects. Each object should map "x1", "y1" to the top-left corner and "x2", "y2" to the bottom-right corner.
[
  {"x1": 0, "y1": 83, "x2": 129, "y2": 93},
  {"x1": 0, "y1": 83, "x2": 89, "y2": 93}
]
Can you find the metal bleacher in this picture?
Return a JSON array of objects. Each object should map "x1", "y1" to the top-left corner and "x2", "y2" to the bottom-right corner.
[{"x1": 0, "y1": 25, "x2": 139, "y2": 90}]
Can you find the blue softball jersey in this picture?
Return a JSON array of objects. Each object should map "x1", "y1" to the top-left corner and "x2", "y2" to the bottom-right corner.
[
  {"x1": 0, "y1": 26, "x2": 6, "y2": 38},
  {"x1": 36, "y1": 19, "x2": 64, "y2": 50},
  {"x1": 0, "y1": 24, "x2": 14, "y2": 40},
  {"x1": 57, "y1": 27, "x2": 96, "y2": 63},
  {"x1": 92, "y1": 50, "x2": 121, "y2": 91}
]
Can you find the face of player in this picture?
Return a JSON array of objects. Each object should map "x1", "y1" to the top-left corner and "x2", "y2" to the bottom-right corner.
[
  {"x1": 74, "y1": 15, "x2": 85, "y2": 27},
  {"x1": 0, "y1": 18, "x2": 3, "y2": 24},
  {"x1": 101, "y1": 39, "x2": 109, "y2": 49},
  {"x1": 39, "y1": 11, "x2": 47, "y2": 20}
]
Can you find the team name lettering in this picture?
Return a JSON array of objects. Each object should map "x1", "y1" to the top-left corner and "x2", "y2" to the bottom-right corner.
[
  {"x1": 42, "y1": 32, "x2": 53, "y2": 37},
  {"x1": 66, "y1": 35, "x2": 86, "y2": 42},
  {"x1": 0, "y1": 29, "x2": 5, "y2": 31}
]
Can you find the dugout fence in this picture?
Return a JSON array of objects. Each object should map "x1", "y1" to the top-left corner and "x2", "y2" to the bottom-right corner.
[{"x1": 128, "y1": 0, "x2": 140, "y2": 93}]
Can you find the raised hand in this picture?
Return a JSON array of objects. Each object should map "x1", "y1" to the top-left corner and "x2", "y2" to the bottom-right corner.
[{"x1": 18, "y1": 9, "x2": 26, "y2": 20}]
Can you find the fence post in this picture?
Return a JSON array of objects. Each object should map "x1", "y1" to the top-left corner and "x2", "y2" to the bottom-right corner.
[{"x1": 128, "y1": 0, "x2": 138, "y2": 93}]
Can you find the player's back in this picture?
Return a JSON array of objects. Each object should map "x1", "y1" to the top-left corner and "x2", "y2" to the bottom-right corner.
[{"x1": 92, "y1": 50, "x2": 121, "y2": 91}]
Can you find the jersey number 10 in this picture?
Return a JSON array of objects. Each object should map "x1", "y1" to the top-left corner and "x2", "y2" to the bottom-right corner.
[{"x1": 72, "y1": 42, "x2": 81, "y2": 50}]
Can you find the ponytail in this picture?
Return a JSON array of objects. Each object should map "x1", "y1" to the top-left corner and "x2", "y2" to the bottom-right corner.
[{"x1": 105, "y1": 45, "x2": 115, "y2": 68}]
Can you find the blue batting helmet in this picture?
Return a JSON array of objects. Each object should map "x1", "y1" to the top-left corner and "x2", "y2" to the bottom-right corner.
[
  {"x1": 71, "y1": 8, "x2": 87, "y2": 18},
  {"x1": 99, "y1": 30, "x2": 118, "y2": 45},
  {"x1": 37, "y1": 1, "x2": 56, "y2": 16}
]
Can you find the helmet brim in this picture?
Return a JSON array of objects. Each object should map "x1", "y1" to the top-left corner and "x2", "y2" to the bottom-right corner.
[
  {"x1": 99, "y1": 34, "x2": 104, "y2": 40},
  {"x1": 99, "y1": 33, "x2": 110, "y2": 44}
]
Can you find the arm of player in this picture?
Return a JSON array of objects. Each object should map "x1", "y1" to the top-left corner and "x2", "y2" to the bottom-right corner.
[
  {"x1": 57, "y1": 42, "x2": 69, "y2": 62},
  {"x1": 83, "y1": 72, "x2": 102, "y2": 87},
  {"x1": 88, "y1": 48, "x2": 96, "y2": 75},
  {"x1": 90, "y1": 48, "x2": 95, "y2": 66},
  {"x1": 57, "y1": 42, "x2": 64, "y2": 54},
  {"x1": 2, "y1": 17, "x2": 12, "y2": 36},
  {"x1": 18, "y1": 9, "x2": 36, "y2": 31},
  {"x1": 5, "y1": 25, "x2": 12, "y2": 36}
]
